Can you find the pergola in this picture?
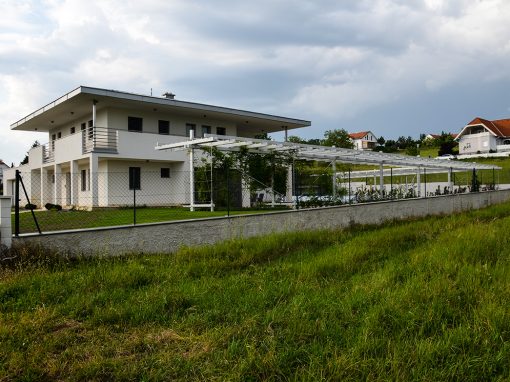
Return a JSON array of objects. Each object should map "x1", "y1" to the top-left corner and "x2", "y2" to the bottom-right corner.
[{"x1": 156, "y1": 134, "x2": 501, "y2": 210}]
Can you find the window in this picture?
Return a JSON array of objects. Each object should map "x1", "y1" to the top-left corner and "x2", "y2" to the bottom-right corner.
[
  {"x1": 70, "y1": 127, "x2": 75, "y2": 134},
  {"x1": 129, "y1": 167, "x2": 141, "y2": 190},
  {"x1": 88, "y1": 120, "x2": 93, "y2": 127},
  {"x1": 57, "y1": 132, "x2": 62, "y2": 139},
  {"x1": 186, "y1": 123, "x2": 196, "y2": 138},
  {"x1": 128, "y1": 116, "x2": 143, "y2": 132},
  {"x1": 161, "y1": 168, "x2": 170, "y2": 178},
  {"x1": 81, "y1": 169, "x2": 89, "y2": 191},
  {"x1": 51, "y1": 134, "x2": 56, "y2": 150},
  {"x1": 81, "y1": 123, "x2": 86, "y2": 131},
  {"x1": 216, "y1": 127, "x2": 226, "y2": 135},
  {"x1": 158, "y1": 120, "x2": 170, "y2": 135},
  {"x1": 201, "y1": 125, "x2": 211, "y2": 136}
]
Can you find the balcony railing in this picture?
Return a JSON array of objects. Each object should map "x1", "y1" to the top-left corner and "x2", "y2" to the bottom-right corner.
[
  {"x1": 82, "y1": 126, "x2": 118, "y2": 154},
  {"x1": 42, "y1": 143, "x2": 54, "y2": 164}
]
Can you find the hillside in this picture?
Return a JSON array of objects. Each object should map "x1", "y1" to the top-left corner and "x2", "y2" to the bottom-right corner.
[{"x1": 1, "y1": 202, "x2": 510, "y2": 381}]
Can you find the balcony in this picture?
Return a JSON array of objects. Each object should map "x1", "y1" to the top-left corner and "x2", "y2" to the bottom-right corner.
[
  {"x1": 34, "y1": 127, "x2": 188, "y2": 165},
  {"x1": 82, "y1": 126, "x2": 118, "y2": 154}
]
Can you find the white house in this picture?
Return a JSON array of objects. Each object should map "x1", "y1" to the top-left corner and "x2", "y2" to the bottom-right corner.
[
  {"x1": 4, "y1": 86, "x2": 310, "y2": 208},
  {"x1": 0, "y1": 160, "x2": 10, "y2": 195},
  {"x1": 349, "y1": 131, "x2": 378, "y2": 150},
  {"x1": 456, "y1": 117, "x2": 510, "y2": 155}
]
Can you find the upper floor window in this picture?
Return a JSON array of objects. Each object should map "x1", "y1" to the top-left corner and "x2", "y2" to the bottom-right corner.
[
  {"x1": 70, "y1": 127, "x2": 75, "y2": 134},
  {"x1": 57, "y1": 132, "x2": 62, "y2": 139},
  {"x1": 81, "y1": 123, "x2": 86, "y2": 131},
  {"x1": 186, "y1": 123, "x2": 196, "y2": 138},
  {"x1": 216, "y1": 127, "x2": 226, "y2": 136},
  {"x1": 158, "y1": 120, "x2": 170, "y2": 135},
  {"x1": 128, "y1": 117, "x2": 143, "y2": 132},
  {"x1": 88, "y1": 120, "x2": 93, "y2": 127}
]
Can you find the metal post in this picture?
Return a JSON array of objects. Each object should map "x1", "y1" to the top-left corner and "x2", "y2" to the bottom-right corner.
[
  {"x1": 493, "y1": 167, "x2": 495, "y2": 190},
  {"x1": 189, "y1": 130, "x2": 195, "y2": 212},
  {"x1": 293, "y1": 159, "x2": 298, "y2": 209},
  {"x1": 448, "y1": 167, "x2": 453, "y2": 194},
  {"x1": 348, "y1": 168, "x2": 351, "y2": 204},
  {"x1": 15, "y1": 170, "x2": 20, "y2": 237},
  {"x1": 133, "y1": 184, "x2": 136, "y2": 225},
  {"x1": 226, "y1": 163, "x2": 230, "y2": 216},
  {"x1": 210, "y1": 149, "x2": 214, "y2": 211}
]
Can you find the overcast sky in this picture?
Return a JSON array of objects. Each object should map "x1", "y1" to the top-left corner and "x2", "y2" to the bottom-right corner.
[{"x1": 1, "y1": 0, "x2": 510, "y2": 165}]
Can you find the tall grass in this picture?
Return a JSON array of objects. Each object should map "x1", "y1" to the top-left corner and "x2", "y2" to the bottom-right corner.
[{"x1": 1, "y1": 203, "x2": 510, "y2": 380}]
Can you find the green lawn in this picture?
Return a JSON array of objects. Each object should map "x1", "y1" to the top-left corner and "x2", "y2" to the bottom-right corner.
[
  {"x1": 14, "y1": 207, "x2": 284, "y2": 234},
  {"x1": 1, "y1": 202, "x2": 510, "y2": 380}
]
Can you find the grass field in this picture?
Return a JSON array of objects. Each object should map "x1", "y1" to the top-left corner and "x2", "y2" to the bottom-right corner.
[{"x1": 1, "y1": 202, "x2": 510, "y2": 380}]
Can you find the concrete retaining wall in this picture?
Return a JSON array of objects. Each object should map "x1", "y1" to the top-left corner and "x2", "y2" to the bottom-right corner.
[{"x1": 13, "y1": 190, "x2": 510, "y2": 256}]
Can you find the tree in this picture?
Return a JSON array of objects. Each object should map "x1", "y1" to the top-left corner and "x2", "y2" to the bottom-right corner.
[
  {"x1": 20, "y1": 140, "x2": 40, "y2": 165},
  {"x1": 377, "y1": 136, "x2": 386, "y2": 146},
  {"x1": 287, "y1": 136, "x2": 306, "y2": 144},
  {"x1": 323, "y1": 129, "x2": 354, "y2": 149}
]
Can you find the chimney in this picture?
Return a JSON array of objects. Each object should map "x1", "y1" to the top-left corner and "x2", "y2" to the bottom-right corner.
[{"x1": 162, "y1": 92, "x2": 175, "y2": 100}]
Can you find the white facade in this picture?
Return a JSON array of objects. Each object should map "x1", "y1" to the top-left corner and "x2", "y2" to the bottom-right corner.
[
  {"x1": 456, "y1": 122, "x2": 510, "y2": 155},
  {"x1": 5, "y1": 86, "x2": 310, "y2": 208}
]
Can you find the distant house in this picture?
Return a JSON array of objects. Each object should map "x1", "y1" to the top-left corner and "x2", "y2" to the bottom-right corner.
[
  {"x1": 0, "y1": 160, "x2": 10, "y2": 194},
  {"x1": 424, "y1": 133, "x2": 458, "y2": 141},
  {"x1": 349, "y1": 131, "x2": 378, "y2": 150},
  {"x1": 456, "y1": 117, "x2": 510, "y2": 155}
]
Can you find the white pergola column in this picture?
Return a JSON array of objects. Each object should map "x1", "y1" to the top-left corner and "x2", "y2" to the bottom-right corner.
[
  {"x1": 448, "y1": 167, "x2": 453, "y2": 193},
  {"x1": 242, "y1": 178, "x2": 250, "y2": 208},
  {"x1": 54, "y1": 163, "x2": 61, "y2": 205},
  {"x1": 286, "y1": 166, "x2": 293, "y2": 204},
  {"x1": 417, "y1": 167, "x2": 421, "y2": 197},
  {"x1": 332, "y1": 159, "x2": 337, "y2": 196},
  {"x1": 90, "y1": 154, "x2": 99, "y2": 208},
  {"x1": 40, "y1": 167, "x2": 47, "y2": 206},
  {"x1": 379, "y1": 163, "x2": 384, "y2": 197},
  {"x1": 70, "y1": 160, "x2": 78, "y2": 205}
]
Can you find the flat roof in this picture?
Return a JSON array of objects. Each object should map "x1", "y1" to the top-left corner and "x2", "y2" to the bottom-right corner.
[
  {"x1": 156, "y1": 134, "x2": 500, "y2": 171},
  {"x1": 11, "y1": 86, "x2": 311, "y2": 134}
]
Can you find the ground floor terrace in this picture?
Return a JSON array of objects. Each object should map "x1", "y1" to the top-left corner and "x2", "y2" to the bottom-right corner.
[{"x1": 4, "y1": 156, "x2": 192, "y2": 209}]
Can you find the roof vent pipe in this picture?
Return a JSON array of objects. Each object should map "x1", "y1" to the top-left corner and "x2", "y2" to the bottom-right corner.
[{"x1": 162, "y1": 92, "x2": 175, "y2": 99}]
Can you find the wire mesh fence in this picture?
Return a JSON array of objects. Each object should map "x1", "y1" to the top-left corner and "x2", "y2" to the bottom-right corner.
[{"x1": 11, "y1": 161, "x2": 500, "y2": 235}]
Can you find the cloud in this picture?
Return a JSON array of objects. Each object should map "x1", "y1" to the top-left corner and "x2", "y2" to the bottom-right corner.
[{"x1": 1, "y1": 0, "x2": 510, "y2": 165}]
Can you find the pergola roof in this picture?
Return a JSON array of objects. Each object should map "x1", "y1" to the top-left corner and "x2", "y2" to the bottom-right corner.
[{"x1": 155, "y1": 134, "x2": 500, "y2": 171}]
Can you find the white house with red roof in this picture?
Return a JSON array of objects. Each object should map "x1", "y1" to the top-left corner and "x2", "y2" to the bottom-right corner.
[
  {"x1": 349, "y1": 131, "x2": 378, "y2": 150},
  {"x1": 456, "y1": 118, "x2": 510, "y2": 155}
]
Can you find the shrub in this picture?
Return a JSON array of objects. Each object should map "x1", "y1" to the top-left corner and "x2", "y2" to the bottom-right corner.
[
  {"x1": 24, "y1": 203, "x2": 37, "y2": 210},
  {"x1": 45, "y1": 203, "x2": 62, "y2": 211}
]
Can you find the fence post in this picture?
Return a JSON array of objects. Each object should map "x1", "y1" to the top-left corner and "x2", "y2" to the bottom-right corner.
[
  {"x1": 226, "y1": 164, "x2": 230, "y2": 217},
  {"x1": 15, "y1": 170, "x2": 20, "y2": 237},
  {"x1": 133, "y1": 185, "x2": 136, "y2": 225},
  {"x1": 0, "y1": 196, "x2": 12, "y2": 247}
]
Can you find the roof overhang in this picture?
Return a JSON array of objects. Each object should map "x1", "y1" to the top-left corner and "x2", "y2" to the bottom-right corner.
[
  {"x1": 11, "y1": 86, "x2": 311, "y2": 134},
  {"x1": 456, "y1": 123, "x2": 498, "y2": 141},
  {"x1": 156, "y1": 135, "x2": 500, "y2": 171}
]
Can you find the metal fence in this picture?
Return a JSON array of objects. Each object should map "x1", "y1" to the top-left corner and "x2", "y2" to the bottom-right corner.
[{"x1": 11, "y1": 162, "x2": 498, "y2": 235}]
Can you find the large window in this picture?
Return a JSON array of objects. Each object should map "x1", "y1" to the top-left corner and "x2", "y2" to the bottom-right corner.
[
  {"x1": 216, "y1": 126, "x2": 226, "y2": 136},
  {"x1": 129, "y1": 167, "x2": 141, "y2": 190},
  {"x1": 201, "y1": 125, "x2": 211, "y2": 136},
  {"x1": 81, "y1": 169, "x2": 89, "y2": 191},
  {"x1": 128, "y1": 117, "x2": 143, "y2": 132},
  {"x1": 158, "y1": 120, "x2": 170, "y2": 135}
]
